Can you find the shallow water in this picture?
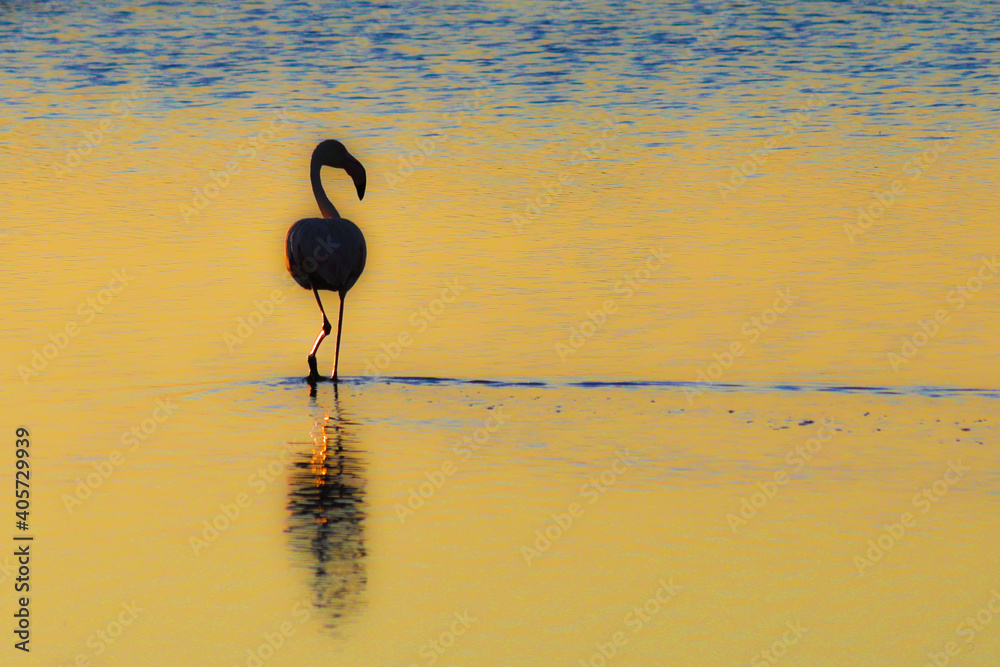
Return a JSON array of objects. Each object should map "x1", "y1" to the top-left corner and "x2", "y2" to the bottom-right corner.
[{"x1": 2, "y1": 0, "x2": 999, "y2": 664}]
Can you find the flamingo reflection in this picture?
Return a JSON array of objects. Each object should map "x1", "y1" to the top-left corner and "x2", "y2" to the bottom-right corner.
[{"x1": 286, "y1": 386, "x2": 367, "y2": 630}]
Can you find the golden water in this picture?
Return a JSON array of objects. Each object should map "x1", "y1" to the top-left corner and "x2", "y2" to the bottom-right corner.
[{"x1": 2, "y1": 0, "x2": 999, "y2": 664}]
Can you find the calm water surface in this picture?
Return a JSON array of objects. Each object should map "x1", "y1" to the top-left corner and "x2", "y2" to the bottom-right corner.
[{"x1": 2, "y1": 0, "x2": 999, "y2": 664}]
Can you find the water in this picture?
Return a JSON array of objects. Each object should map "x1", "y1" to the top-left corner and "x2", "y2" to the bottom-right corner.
[{"x1": 2, "y1": 0, "x2": 999, "y2": 664}]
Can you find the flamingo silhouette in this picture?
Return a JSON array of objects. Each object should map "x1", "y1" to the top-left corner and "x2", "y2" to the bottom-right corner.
[{"x1": 285, "y1": 140, "x2": 367, "y2": 382}]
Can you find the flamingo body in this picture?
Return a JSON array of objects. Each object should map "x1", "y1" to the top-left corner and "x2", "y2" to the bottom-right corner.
[{"x1": 285, "y1": 217, "x2": 367, "y2": 295}]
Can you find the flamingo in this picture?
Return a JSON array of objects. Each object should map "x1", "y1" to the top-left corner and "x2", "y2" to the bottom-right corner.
[{"x1": 285, "y1": 139, "x2": 367, "y2": 382}]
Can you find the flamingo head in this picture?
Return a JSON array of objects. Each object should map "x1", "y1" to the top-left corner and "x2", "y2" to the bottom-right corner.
[{"x1": 313, "y1": 139, "x2": 366, "y2": 200}]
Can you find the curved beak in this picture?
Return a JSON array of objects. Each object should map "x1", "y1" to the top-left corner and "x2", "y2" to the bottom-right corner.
[{"x1": 344, "y1": 155, "x2": 366, "y2": 200}]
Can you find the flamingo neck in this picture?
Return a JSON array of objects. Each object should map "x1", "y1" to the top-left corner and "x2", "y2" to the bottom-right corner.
[{"x1": 310, "y1": 159, "x2": 339, "y2": 219}]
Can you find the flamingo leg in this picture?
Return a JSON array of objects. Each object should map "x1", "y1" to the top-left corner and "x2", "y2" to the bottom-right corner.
[
  {"x1": 331, "y1": 293, "x2": 345, "y2": 382},
  {"x1": 308, "y1": 287, "x2": 332, "y2": 381}
]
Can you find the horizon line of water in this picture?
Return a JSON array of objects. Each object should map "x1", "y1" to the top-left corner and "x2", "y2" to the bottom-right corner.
[{"x1": 236, "y1": 375, "x2": 1000, "y2": 399}]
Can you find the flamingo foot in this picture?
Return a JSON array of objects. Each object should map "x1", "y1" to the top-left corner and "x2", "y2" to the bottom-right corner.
[{"x1": 307, "y1": 355, "x2": 322, "y2": 382}]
